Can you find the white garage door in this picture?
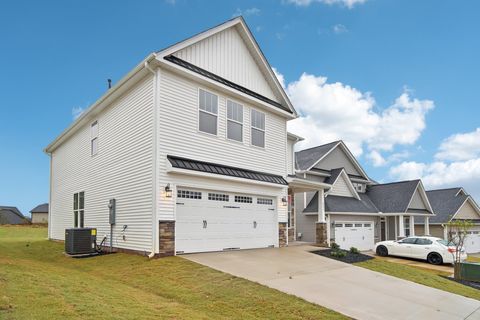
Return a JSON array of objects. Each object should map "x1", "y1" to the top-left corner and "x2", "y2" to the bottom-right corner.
[
  {"x1": 464, "y1": 230, "x2": 480, "y2": 254},
  {"x1": 334, "y1": 221, "x2": 375, "y2": 251},
  {"x1": 175, "y1": 188, "x2": 278, "y2": 254}
]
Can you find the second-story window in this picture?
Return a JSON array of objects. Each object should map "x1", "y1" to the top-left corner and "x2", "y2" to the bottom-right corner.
[
  {"x1": 251, "y1": 109, "x2": 265, "y2": 148},
  {"x1": 91, "y1": 121, "x2": 98, "y2": 156},
  {"x1": 199, "y1": 89, "x2": 218, "y2": 135},
  {"x1": 227, "y1": 100, "x2": 243, "y2": 142}
]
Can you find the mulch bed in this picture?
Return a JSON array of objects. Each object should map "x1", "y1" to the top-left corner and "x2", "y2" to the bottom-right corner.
[
  {"x1": 442, "y1": 276, "x2": 480, "y2": 290},
  {"x1": 311, "y1": 249, "x2": 374, "y2": 264}
]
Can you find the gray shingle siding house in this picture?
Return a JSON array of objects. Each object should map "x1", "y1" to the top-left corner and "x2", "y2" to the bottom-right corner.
[
  {"x1": 289, "y1": 140, "x2": 435, "y2": 251},
  {"x1": 415, "y1": 188, "x2": 480, "y2": 253},
  {"x1": 0, "y1": 206, "x2": 29, "y2": 225},
  {"x1": 30, "y1": 203, "x2": 49, "y2": 224}
]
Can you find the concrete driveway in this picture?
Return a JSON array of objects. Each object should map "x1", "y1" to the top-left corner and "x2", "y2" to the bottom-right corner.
[{"x1": 184, "y1": 245, "x2": 480, "y2": 320}]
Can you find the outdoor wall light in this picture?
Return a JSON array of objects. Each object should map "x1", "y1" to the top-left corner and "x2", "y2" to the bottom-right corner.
[
  {"x1": 281, "y1": 196, "x2": 288, "y2": 206},
  {"x1": 164, "y1": 183, "x2": 172, "y2": 198}
]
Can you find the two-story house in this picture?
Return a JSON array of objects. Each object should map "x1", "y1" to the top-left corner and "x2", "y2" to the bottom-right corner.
[{"x1": 45, "y1": 17, "x2": 298, "y2": 257}]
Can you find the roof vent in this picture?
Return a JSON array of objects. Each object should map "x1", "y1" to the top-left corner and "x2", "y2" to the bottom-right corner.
[{"x1": 107, "y1": 79, "x2": 112, "y2": 89}]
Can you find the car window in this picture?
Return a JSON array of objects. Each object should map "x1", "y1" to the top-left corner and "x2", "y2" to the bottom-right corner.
[
  {"x1": 437, "y1": 239, "x2": 454, "y2": 247},
  {"x1": 399, "y1": 237, "x2": 417, "y2": 244},
  {"x1": 415, "y1": 238, "x2": 433, "y2": 245}
]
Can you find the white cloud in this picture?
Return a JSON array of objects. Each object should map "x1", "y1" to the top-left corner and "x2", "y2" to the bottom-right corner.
[
  {"x1": 286, "y1": 0, "x2": 366, "y2": 9},
  {"x1": 390, "y1": 128, "x2": 480, "y2": 199},
  {"x1": 272, "y1": 67, "x2": 286, "y2": 89},
  {"x1": 232, "y1": 7, "x2": 261, "y2": 18},
  {"x1": 278, "y1": 70, "x2": 434, "y2": 160},
  {"x1": 72, "y1": 107, "x2": 84, "y2": 120},
  {"x1": 332, "y1": 24, "x2": 348, "y2": 34},
  {"x1": 435, "y1": 128, "x2": 480, "y2": 161}
]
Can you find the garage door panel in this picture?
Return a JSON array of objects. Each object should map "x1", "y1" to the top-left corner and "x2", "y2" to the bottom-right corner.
[
  {"x1": 175, "y1": 189, "x2": 277, "y2": 254},
  {"x1": 334, "y1": 221, "x2": 374, "y2": 251}
]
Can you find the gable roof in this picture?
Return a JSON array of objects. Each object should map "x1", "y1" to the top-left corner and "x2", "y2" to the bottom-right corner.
[
  {"x1": 325, "y1": 168, "x2": 360, "y2": 200},
  {"x1": 0, "y1": 206, "x2": 29, "y2": 225},
  {"x1": 366, "y1": 180, "x2": 433, "y2": 214},
  {"x1": 157, "y1": 16, "x2": 296, "y2": 116},
  {"x1": 30, "y1": 203, "x2": 49, "y2": 214},
  {"x1": 294, "y1": 140, "x2": 369, "y2": 180},
  {"x1": 425, "y1": 188, "x2": 476, "y2": 224},
  {"x1": 304, "y1": 192, "x2": 379, "y2": 214}
]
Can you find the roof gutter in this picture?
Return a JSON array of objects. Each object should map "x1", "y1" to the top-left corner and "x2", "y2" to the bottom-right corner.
[{"x1": 44, "y1": 53, "x2": 158, "y2": 154}]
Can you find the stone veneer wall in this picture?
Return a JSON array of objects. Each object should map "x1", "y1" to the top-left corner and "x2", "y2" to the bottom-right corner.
[
  {"x1": 279, "y1": 222, "x2": 287, "y2": 247},
  {"x1": 316, "y1": 222, "x2": 328, "y2": 247},
  {"x1": 158, "y1": 221, "x2": 175, "y2": 257},
  {"x1": 288, "y1": 227, "x2": 295, "y2": 242}
]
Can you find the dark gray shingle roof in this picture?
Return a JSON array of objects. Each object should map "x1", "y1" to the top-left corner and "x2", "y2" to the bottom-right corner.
[
  {"x1": 304, "y1": 192, "x2": 379, "y2": 213},
  {"x1": 0, "y1": 206, "x2": 29, "y2": 225},
  {"x1": 324, "y1": 168, "x2": 344, "y2": 185},
  {"x1": 295, "y1": 141, "x2": 340, "y2": 171},
  {"x1": 366, "y1": 180, "x2": 421, "y2": 213},
  {"x1": 425, "y1": 188, "x2": 468, "y2": 224},
  {"x1": 30, "y1": 203, "x2": 49, "y2": 214},
  {"x1": 167, "y1": 155, "x2": 288, "y2": 185}
]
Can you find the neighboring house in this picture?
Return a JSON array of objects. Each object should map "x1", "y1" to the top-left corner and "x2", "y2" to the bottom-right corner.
[
  {"x1": 0, "y1": 206, "x2": 29, "y2": 225},
  {"x1": 45, "y1": 17, "x2": 298, "y2": 256},
  {"x1": 30, "y1": 203, "x2": 49, "y2": 224},
  {"x1": 415, "y1": 188, "x2": 480, "y2": 253},
  {"x1": 291, "y1": 141, "x2": 434, "y2": 251}
]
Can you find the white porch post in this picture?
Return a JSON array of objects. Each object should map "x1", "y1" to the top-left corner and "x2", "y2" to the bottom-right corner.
[
  {"x1": 424, "y1": 216, "x2": 430, "y2": 235},
  {"x1": 318, "y1": 189, "x2": 325, "y2": 223},
  {"x1": 410, "y1": 216, "x2": 415, "y2": 236},
  {"x1": 398, "y1": 215, "x2": 405, "y2": 238}
]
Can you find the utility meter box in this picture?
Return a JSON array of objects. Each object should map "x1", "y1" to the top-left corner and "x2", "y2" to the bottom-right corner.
[{"x1": 108, "y1": 198, "x2": 116, "y2": 225}]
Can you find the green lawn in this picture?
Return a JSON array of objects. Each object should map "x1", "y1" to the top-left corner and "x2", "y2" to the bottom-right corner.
[
  {"x1": 355, "y1": 259, "x2": 480, "y2": 301},
  {"x1": 0, "y1": 226, "x2": 346, "y2": 320}
]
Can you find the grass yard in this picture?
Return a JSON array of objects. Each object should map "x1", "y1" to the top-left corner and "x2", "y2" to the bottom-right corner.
[
  {"x1": 0, "y1": 226, "x2": 347, "y2": 320},
  {"x1": 355, "y1": 258, "x2": 480, "y2": 301}
]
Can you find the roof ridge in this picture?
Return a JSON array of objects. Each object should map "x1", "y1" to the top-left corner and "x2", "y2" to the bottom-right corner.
[
  {"x1": 368, "y1": 179, "x2": 420, "y2": 187},
  {"x1": 295, "y1": 140, "x2": 341, "y2": 154},
  {"x1": 426, "y1": 187, "x2": 462, "y2": 192}
]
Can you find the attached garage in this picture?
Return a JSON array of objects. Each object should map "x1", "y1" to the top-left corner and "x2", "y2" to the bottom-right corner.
[
  {"x1": 175, "y1": 188, "x2": 278, "y2": 254},
  {"x1": 333, "y1": 221, "x2": 375, "y2": 251},
  {"x1": 463, "y1": 230, "x2": 480, "y2": 254}
]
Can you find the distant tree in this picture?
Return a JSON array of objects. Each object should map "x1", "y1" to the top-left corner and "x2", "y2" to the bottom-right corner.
[{"x1": 446, "y1": 219, "x2": 474, "y2": 279}]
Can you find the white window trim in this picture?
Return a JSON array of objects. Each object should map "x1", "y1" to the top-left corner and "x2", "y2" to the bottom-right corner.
[
  {"x1": 90, "y1": 120, "x2": 98, "y2": 156},
  {"x1": 73, "y1": 191, "x2": 85, "y2": 228},
  {"x1": 197, "y1": 87, "x2": 219, "y2": 137},
  {"x1": 250, "y1": 108, "x2": 266, "y2": 149},
  {"x1": 225, "y1": 98, "x2": 244, "y2": 143}
]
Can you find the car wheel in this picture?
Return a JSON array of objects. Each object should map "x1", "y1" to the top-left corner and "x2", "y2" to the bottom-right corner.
[
  {"x1": 376, "y1": 245, "x2": 388, "y2": 257},
  {"x1": 427, "y1": 253, "x2": 443, "y2": 265}
]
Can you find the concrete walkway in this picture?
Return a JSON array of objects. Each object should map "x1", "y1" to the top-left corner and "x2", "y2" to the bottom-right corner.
[{"x1": 184, "y1": 245, "x2": 480, "y2": 320}]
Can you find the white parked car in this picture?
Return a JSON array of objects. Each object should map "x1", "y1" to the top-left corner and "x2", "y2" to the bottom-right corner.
[{"x1": 375, "y1": 236, "x2": 467, "y2": 265}]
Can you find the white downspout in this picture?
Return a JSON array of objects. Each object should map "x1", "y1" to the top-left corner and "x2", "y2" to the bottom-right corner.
[{"x1": 145, "y1": 56, "x2": 158, "y2": 258}]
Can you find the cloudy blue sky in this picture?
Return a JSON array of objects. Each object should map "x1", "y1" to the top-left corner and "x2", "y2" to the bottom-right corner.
[{"x1": 1, "y1": 0, "x2": 479, "y2": 216}]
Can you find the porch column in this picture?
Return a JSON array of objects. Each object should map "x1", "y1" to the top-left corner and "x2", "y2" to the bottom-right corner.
[
  {"x1": 315, "y1": 189, "x2": 328, "y2": 247},
  {"x1": 398, "y1": 215, "x2": 405, "y2": 238},
  {"x1": 424, "y1": 216, "x2": 430, "y2": 235},
  {"x1": 410, "y1": 216, "x2": 415, "y2": 236},
  {"x1": 317, "y1": 189, "x2": 325, "y2": 222}
]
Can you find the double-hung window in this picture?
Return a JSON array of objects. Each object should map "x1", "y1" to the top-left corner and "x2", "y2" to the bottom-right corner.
[
  {"x1": 226, "y1": 100, "x2": 243, "y2": 142},
  {"x1": 91, "y1": 121, "x2": 98, "y2": 156},
  {"x1": 73, "y1": 191, "x2": 85, "y2": 228},
  {"x1": 251, "y1": 109, "x2": 265, "y2": 148},
  {"x1": 198, "y1": 89, "x2": 218, "y2": 135}
]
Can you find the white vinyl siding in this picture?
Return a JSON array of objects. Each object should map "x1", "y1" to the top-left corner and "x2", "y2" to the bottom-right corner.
[
  {"x1": 251, "y1": 109, "x2": 265, "y2": 148},
  {"x1": 91, "y1": 121, "x2": 98, "y2": 156},
  {"x1": 172, "y1": 26, "x2": 280, "y2": 103},
  {"x1": 198, "y1": 89, "x2": 218, "y2": 135},
  {"x1": 226, "y1": 100, "x2": 243, "y2": 142},
  {"x1": 49, "y1": 75, "x2": 154, "y2": 252},
  {"x1": 156, "y1": 69, "x2": 288, "y2": 223}
]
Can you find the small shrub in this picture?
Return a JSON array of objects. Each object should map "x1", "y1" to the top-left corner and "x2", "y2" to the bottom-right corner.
[
  {"x1": 349, "y1": 247, "x2": 360, "y2": 254},
  {"x1": 330, "y1": 250, "x2": 347, "y2": 258},
  {"x1": 330, "y1": 242, "x2": 340, "y2": 250}
]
